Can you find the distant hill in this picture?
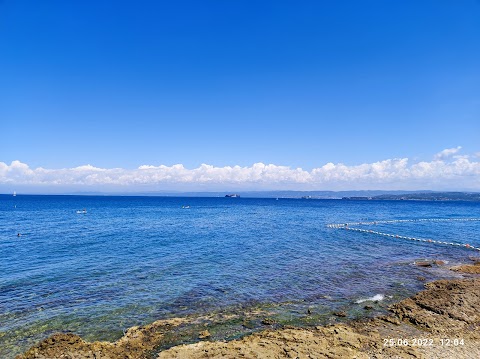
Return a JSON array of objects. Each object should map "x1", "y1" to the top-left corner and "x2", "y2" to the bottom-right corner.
[
  {"x1": 4, "y1": 190, "x2": 479, "y2": 201},
  {"x1": 209, "y1": 190, "x2": 427, "y2": 199},
  {"x1": 372, "y1": 192, "x2": 480, "y2": 201},
  {"x1": 341, "y1": 192, "x2": 480, "y2": 201}
]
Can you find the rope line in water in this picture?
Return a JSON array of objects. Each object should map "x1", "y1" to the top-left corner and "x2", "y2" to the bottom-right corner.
[
  {"x1": 327, "y1": 218, "x2": 480, "y2": 228},
  {"x1": 326, "y1": 218, "x2": 480, "y2": 251}
]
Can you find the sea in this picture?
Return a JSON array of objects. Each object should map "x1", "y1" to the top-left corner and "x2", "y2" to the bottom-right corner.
[{"x1": 1, "y1": 195, "x2": 479, "y2": 358}]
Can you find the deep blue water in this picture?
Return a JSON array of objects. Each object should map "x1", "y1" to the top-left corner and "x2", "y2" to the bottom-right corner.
[{"x1": 1, "y1": 195, "x2": 479, "y2": 357}]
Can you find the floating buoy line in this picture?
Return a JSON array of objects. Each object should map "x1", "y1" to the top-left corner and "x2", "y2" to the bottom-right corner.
[{"x1": 327, "y1": 218, "x2": 480, "y2": 251}]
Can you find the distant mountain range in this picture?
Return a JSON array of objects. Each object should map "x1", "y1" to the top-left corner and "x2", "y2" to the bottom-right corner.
[
  {"x1": 4, "y1": 190, "x2": 480, "y2": 201},
  {"x1": 178, "y1": 190, "x2": 480, "y2": 201},
  {"x1": 370, "y1": 192, "x2": 480, "y2": 201},
  {"x1": 341, "y1": 192, "x2": 480, "y2": 201}
]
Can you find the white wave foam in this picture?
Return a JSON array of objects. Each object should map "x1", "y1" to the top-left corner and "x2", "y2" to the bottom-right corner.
[{"x1": 355, "y1": 294, "x2": 384, "y2": 304}]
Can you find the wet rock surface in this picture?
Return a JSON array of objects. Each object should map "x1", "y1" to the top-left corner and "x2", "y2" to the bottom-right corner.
[
  {"x1": 198, "y1": 330, "x2": 211, "y2": 339},
  {"x1": 16, "y1": 318, "x2": 187, "y2": 359},
  {"x1": 390, "y1": 278, "x2": 480, "y2": 332},
  {"x1": 17, "y1": 277, "x2": 480, "y2": 359},
  {"x1": 450, "y1": 262, "x2": 480, "y2": 274}
]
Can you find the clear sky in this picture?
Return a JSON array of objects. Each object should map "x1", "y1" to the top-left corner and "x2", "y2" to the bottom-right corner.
[{"x1": 1, "y1": 0, "x2": 479, "y2": 192}]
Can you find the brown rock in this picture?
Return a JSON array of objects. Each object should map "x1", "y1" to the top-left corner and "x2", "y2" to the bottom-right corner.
[
  {"x1": 450, "y1": 264, "x2": 480, "y2": 274},
  {"x1": 242, "y1": 320, "x2": 255, "y2": 329},
  {"x1": 333, "y1": 311, "x2": 347, "y2": 317},
  {"x1": 261, "y1": 318, "x2": 276, "y2": 325},
  {"x1": 415, "y1": 261, "x2": 432, "y2": 267},
  {"x1": 16, "y1": 318, "x2": 186, "y2": 359},
  {"x1": 468, "y1": 256, "x2": 480, "y2": 263},
  {"x1": 198, "y1": 330, "x2": 211, "y2": 339},
  {"x1": 379, "y1": 315, "x2": 401, "y2": 325},
  {"x1": 390, "y1": 278, "x2": 480, "y2": 332}
]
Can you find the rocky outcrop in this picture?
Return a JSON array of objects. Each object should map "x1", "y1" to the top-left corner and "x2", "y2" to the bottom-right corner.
[
  {"x1": 16, "y1": 318, "x2": 187, "y2": 359},
  {"x1": 390, "y1": 279, "x2": 480, "y2": 332},
  {"x1": 450, "y1": 262, "x2": 480, "y2": 274},
  {"x1": 17, "y1": 278, "x2": 480, "y2": 359}
]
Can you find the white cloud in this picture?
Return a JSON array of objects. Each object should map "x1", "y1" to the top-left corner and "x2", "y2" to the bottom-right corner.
[
  {"x1": 1, "y1": 150, "x2": 480, "y2": 192},
  {"x1": 434, "y1": 146, "x2": 462, "y2": 160}
]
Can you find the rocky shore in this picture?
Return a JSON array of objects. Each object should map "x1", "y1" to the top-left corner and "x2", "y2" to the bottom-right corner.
[{"x1": 17, "y1": 263, "x2": 480, "y2": 359}]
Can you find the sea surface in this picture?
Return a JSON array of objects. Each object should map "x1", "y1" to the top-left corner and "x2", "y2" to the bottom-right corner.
[{"x1": 1, "y1": 195, "x2": 479, "y2": 358}]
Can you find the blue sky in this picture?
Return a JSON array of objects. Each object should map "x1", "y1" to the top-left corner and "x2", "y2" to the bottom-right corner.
[{"x1": 1, "y1": 1, "x2": 479, "y2": 192}]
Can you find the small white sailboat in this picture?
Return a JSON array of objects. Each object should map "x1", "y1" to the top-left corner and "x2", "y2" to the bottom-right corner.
[{"x1": 13, "y1": 191, "x2": 16, "y2": 197}]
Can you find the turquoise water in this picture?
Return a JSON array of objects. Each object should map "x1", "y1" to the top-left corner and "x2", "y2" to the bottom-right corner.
[{"x1": 1, "y1": 195, "x2": 479, "y2": 357}]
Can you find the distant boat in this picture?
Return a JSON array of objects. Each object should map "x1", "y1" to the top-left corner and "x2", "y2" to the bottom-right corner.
[
  {"x1": 225, "y1": 194, "x2": 240, "y2": 198},
  {"x1": 76, "y1": 209, "x2": 87, "y2": 214},
  {"x1": 13, "y1": 191, "x2": 16, "y2": 197},
  {"x1": 182, "y1": 205, "x2": 190, "y2": 209}
]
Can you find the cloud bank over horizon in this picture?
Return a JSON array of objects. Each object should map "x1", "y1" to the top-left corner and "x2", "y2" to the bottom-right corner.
[{"x1": 1, "y1": 148, "x2": 479, "y2": 193}]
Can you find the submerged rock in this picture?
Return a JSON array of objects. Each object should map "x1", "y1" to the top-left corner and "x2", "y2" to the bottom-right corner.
[
  {"x1": 261, "y1": 318, "x2": 276, "y2": 325},
  {"x1": 198, "y1": 330, "x2": 211, "y2": 339},
  {"x1": 242, "y1": 320, "x2": 256, "y2": 329},
  {"x1": 414, "y1": 261, "x2": 432, "y2": 267},
  {"x1": 468, "y1": 256, "x2": 480, "y2": 263},
  {"x1": 415, "y1": 259, "x2": 447, "y2": 267}
]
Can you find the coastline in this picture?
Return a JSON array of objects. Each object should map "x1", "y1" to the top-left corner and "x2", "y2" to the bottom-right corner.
[{"x1": 16, "y1": 262, "x2": 480, "y2": 359}]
